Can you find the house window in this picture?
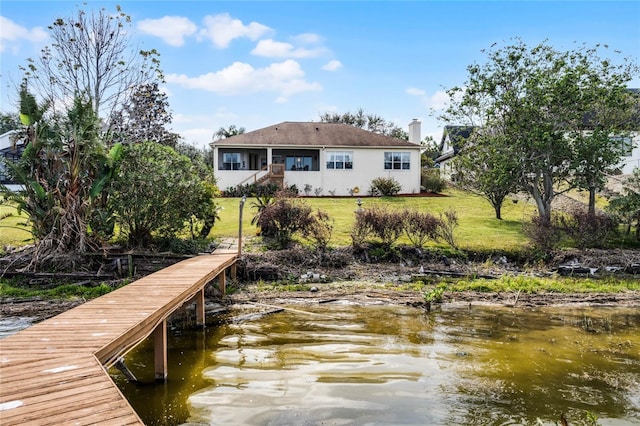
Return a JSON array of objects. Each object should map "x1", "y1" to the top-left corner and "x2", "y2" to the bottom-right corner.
[
  {"x1": 286, "y1": 156, "x2": 312, "y2": 171},
  {"x1": 326, "y1": 151, "x2": 353, "y2": 169},
  {"x1": 223, "y1": 153, "x2": 241, "y2": 170},
  {"x1": 611, "y1": 136, "x2": 634, "y2": 156},
  {"x1": 384, "y1": 152, "x2": 410, "y2": 170}
]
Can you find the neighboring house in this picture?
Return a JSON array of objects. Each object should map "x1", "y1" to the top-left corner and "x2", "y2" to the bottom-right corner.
[
  {"x1": 434, "y1": 125, "x2": 475, "y2": 180},
  {"x1": 616, "y1": 133, "x2": 640, "y2": 174},
  {"x1": 211, "y1": 121, "x2": 423, "y2": 196},
  {"x1": 0, "y1": 130, "x2": 25, "y2": 190}
]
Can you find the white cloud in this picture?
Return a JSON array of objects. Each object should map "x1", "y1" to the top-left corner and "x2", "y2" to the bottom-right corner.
[
  {"x1": 293, "y1": 33, "x2": 323, "y2": 44},
  {"x1": 406, "y1": 87, "x2": 426, "y2": 96},
  {"x1": 429, "y1": 90, "x2": 450, "y2": 110},
  {"x1": 137, "y1": 16, "x2": 197, "y2": 47},
  {"x1": 0, "y1": 16, "x2": 48, "y2": 53},
  {"x1": 180, "y1": 127, "x2": 216, "y2": 148},
  {"x1": 166, "y1": 59, "x2": 321, "y2": 98},
  {"x1": 251, "y1": 39, "x2": 326, "y2": 58},
  {"x1": 322, "y1": 60, "x2": 342, "y2": 71},
  {"x1": 198, "y1": 13, "x2": 271, "y2": 48}
]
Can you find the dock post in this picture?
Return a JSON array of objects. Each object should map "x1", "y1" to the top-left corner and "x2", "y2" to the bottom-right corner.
[
  {"x1": 218, "y1": 271, "x2": 226, "y2": 295},
  {"x1": 238, "y1": 195, "x2": 246, "y2": 257},
  {"x1": 231, "y1": 263, "x2": 237, "y2": 280},
  {"x1": 195, "y1": 288, "x2": 205, "y2": 326},
  {"x1": 154, "y1": 320, "x2": 167, "y2": 382}
]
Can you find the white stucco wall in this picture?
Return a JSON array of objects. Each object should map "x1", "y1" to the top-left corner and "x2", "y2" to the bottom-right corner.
[
  {"x1": 215, "y1": 147, "x2": 422, "y2": 196},
  {"x1": 618, "y1": 132, "x2": 640, "y2": 174}
]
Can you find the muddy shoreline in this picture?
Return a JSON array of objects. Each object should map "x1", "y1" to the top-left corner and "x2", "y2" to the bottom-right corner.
[
  {"x1": 2, "y1": 246, "x2": 639, "y2": 322},
  {"x1": 3, "y1": 287, "x2": 640, "y2": 325}
]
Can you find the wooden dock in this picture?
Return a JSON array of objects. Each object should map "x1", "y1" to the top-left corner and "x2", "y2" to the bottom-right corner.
[{"x1": 0, "y1": 252, "x2": 237, "y2": 425}]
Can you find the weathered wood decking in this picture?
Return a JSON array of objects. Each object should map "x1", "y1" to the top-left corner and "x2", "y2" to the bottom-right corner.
[{"x1": 0, "y1": 252, "x2": 237, "y2": 425}]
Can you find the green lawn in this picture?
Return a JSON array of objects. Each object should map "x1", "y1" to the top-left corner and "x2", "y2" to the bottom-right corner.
[
  {"x1": 0, "y1": 202, "x2": 33, "y2": 247},
  {"x1": 210, "y1": 189, "x2": 537, "y2": 251}
]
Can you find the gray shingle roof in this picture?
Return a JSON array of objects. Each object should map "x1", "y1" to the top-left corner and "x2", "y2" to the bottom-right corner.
[{"x1": 212, "y1": 122, "x2": 419, "y2": 148}]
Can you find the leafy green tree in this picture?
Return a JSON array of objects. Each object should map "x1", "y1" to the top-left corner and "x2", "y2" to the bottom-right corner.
[
  {"x1": 420, "y1": 136, "x2": 439, "y2": 167},
  {"x1": 110, "y1": 142, "x2": 216, "y2": 247},
  {"x1": 443, "y1": 39, "x2": 638, "y2": 223},
  {"x1": 452, "y1": 130, "x2": 518, "y2": 219},
  {"x1": 319, "y1": 108, "x2": 406, "y2": 138},
  {"x1": 213, "y1": 125, "x2": 245, "y2": 141},
  {"x1": 110, "y1": 82, "x2": 179, "y2": 147}
]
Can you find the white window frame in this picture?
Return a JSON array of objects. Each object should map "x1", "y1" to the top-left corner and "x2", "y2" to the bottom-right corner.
[
  {"x1": 326, "y1": 151, "x2": 353, "y2": 170},
  {"x1": 223, "y1": 152, "x2": 241, "y2": 170},
  {"x1": 384, "y1": 152, "x2": 410, "y2": 170},
  {"x1": 611, "y1": 136, "x2": 634, "y2": 157}
]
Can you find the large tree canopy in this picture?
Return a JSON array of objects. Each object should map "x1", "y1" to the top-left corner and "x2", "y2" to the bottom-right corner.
[
  {"x1": 442, "y1": 39, "x2": 638, "y2": 222},
  {"x1": 110, "y1": 82, "x2": 179, "y2": 147},
  {"x1": 213, "y1": 125, "x2": 245, "y2": 142},
  {"x1": 319, "y1": 108, "x2": 408, "y2": 139}
]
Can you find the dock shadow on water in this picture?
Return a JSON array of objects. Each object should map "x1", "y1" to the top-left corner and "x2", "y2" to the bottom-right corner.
[{"x1": 111, "y1": 303, "x2": 640, "y2": 426}]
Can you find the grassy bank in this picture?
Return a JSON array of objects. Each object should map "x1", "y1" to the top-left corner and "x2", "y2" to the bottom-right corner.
[{"x1": 0, "y1": 279, "x2": 117, "y2": 300}]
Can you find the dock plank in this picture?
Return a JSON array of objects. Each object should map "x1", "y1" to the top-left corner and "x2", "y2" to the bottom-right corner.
[{"x1": 0, "y1": 253, "x2": 236, "y2": 425}]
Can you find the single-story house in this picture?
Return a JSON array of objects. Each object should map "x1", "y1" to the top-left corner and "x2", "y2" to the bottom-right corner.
[
  {"x1": 211, "y1": 120, "x2": 423, "y2": 196},
  {"x1": 0, "y1": 130, "x2": 25, "y2": 190}
]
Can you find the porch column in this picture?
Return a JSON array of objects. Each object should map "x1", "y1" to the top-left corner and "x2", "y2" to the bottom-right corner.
[
  {"x1": 267, "y1": 147, "x2": 273, "y2": 165},
  {"x1": 212, "y1": 146, "x2": 218, "y2": 171},
  {"x1": 154, "y1": 320, "x2": 167, "y2": 381}
]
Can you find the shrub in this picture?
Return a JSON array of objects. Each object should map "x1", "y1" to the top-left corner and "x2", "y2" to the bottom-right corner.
[
  {"x1": 223, "y1": 182, "x2": 280, "y2": 198},
  {"x1": 257, "y1": 197, "x2": 314, "y2": 249},
  {"x1": 436, "y1": 209, "x2": 459, "y2": 249},
  {"x1": 523, "y1": 214, "x2": 563, "y2": 253},
  {"x1": 421, "y1": 169, "x2": 447, "y2": 193},
  {"x1": 355, "y1": 207, "x2": 405, "y2": 247},
  {"x1": 403, "y1": 209, "x2": 440, "y2": 248},
  {"x1": 558, "y1": 208, "x2": 619, "y2": 249},
  {"x1": 370, "y1": 177, "x2": 402, "y2": 196},
  {"x1": 351, "y1": 211, "x2": 372, "y2": 248},
  {"x1": 302, "y1": 209, "x2": 334, "y2": 251}
]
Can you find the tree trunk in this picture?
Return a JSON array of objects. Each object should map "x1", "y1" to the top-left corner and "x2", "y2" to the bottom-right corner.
[
  {"x1": 588, "y1": 187, "x2": 597, "y2": 216},
  {"x1": 494, "y1": 204, "x2": 502, "y2": 220}
]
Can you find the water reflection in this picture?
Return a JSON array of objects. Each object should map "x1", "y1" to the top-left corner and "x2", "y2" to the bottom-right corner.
[
  {"x1": 113, "y1": 304, "x2": 640, "y2": 425},
  {"x1": 0, "y1": 316, "x2": 35, "y2": 339}
]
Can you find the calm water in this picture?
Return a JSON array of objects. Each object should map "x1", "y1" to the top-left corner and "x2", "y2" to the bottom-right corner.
[{"x1": 112, "y1": 303, "x2": 640, "y2": 425}]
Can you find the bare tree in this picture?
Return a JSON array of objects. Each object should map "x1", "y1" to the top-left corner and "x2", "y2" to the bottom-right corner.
[{"x1": 20, "y1": 5, "x2": 162, "y2": 124}]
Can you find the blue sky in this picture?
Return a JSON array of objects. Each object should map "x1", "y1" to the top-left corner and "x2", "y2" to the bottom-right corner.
[{"x1": 1, "y1": 1, "x2": 639, "y2": 148}]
